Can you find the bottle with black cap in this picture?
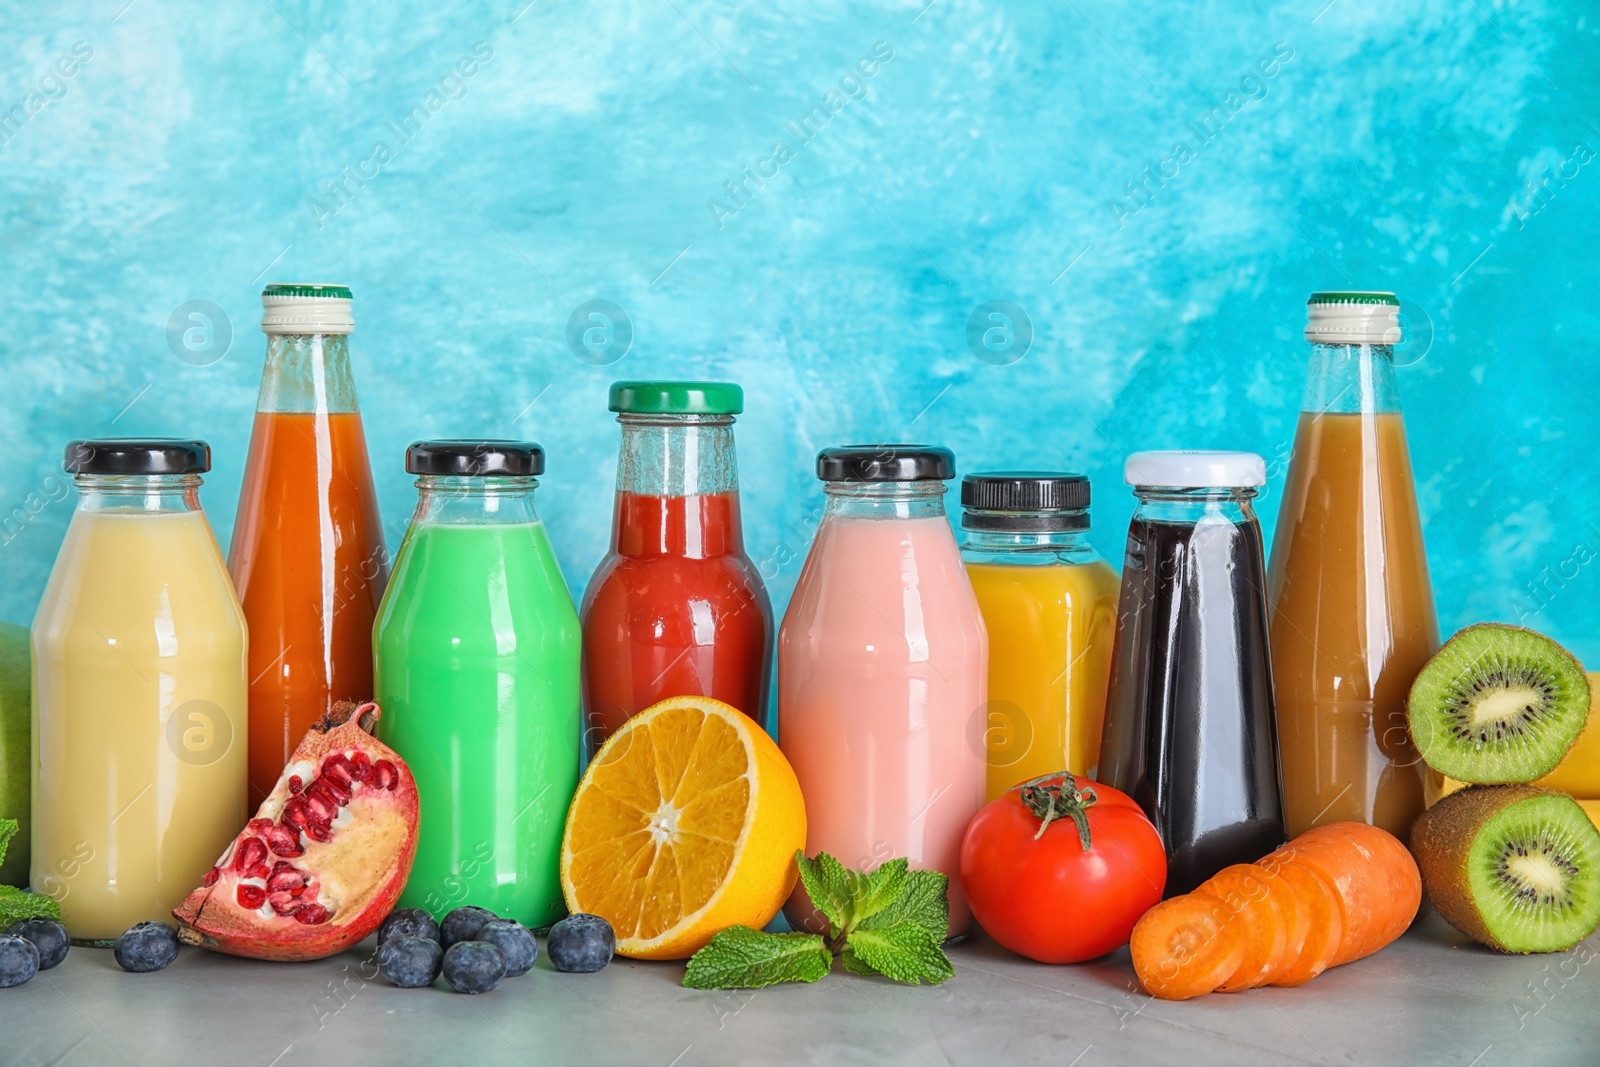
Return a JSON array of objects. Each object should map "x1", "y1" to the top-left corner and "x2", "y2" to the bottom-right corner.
[
  {"x1": 231, "y1": 283, "x2": 387, "y2": 807},
  {"x1": 959, "y1": 472, "x2": 1119, "y2": 801},
  {"x1": 1097, "y1": 450, "x2": 1287, "y2": 896},
  {"x1": 778, "y1": 444, "x2": 987, "y2": 939},
  {"x1": 373, "y1": 441, "x2": 579, "y2": 930},
  {"x1": 33, "y1": 439, "x2": 247, "y2": 943}
]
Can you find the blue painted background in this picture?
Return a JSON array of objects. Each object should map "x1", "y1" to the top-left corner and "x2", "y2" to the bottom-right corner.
[{"x1": 2, "y1": 1, "x2": 1598, "y2": 662}]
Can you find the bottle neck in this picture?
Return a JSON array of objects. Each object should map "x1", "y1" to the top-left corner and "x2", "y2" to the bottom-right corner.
[
  {"x1": 412, "y1": 476, "x2": 540, "y2": 526},
  {"x1": 74, "y1": 474, "x2": 204, "y2": 514},
  {"x1": 962, "y1": 526, "x2": 1099, "y2": 559},
  {"x1": 258, "y1": 333, "x2": 359, "y2": 415},
  {"x1": 1131, "y1": 486, "x2": 1258, "y2": 526},
  {"x1": 1303, "y1": 343, "x2": 1401, "y2": 414},
  {"x1": 822, "y1": 480, "x2": 949, "y2": 521},
  {"x1": 612, "y1": 414, "x2": 743, "y2": 559}
]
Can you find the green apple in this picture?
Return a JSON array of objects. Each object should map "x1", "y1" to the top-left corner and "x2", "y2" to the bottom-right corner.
[{"x1": 0, "y1": 621, "x2": 29, "y2": 887}]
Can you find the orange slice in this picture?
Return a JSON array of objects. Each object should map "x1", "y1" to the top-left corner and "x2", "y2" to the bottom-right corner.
[{"x1": 559, "y1": 696, "x2": 806, "y2": 960}]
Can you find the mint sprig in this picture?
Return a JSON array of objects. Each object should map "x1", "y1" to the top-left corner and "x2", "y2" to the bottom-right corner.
[
  {"x1": 683, "y1": 851, "x2": 953, "y2": 990},
  {"x1": 0, "y1": 818, "x2": 61, "y2": 926}
]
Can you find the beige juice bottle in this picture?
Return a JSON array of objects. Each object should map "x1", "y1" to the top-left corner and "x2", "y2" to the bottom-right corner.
[{"x1": 31, "y1": 440, "x2": 247, "y2": 943}]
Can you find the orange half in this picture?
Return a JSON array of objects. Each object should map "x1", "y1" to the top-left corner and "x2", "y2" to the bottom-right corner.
[{"x1": 559, "y1": 696, "x2": 806, "y2": 960}]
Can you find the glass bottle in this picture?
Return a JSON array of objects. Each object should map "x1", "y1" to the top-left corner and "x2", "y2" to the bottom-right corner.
[
  {"x1": 779, "y1": 446, "x2": 988, "y2": 937},
  {"x1": 32, "y1": 440, "x2": 247, "y2": 942},
  {"x1": 1098, "y1": 451, "x2": 1287, "y2": 896},
  {"x1": 959, "y1": 473, "x2": 1120, "y2": 800},
  {"x1": 373, "y1": 441, "x2": 580, "y2": 929},
  {"x1": 1268, "y1": 292, "x2": 1435, "y2": 838},
  {"x1": 230, "y1": 283, "x2": 387, "y2": 807},
  {"x1": 581, "y1": 381, "x2": 771, "y2": 749}
]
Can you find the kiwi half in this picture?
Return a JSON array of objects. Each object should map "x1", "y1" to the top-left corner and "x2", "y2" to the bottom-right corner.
[
  {"x1": 1406, "y1": 624, "x2": 1589, "y2": 783},
  {"x1": 1411, "y1": 784, "x2": 1600, "y2": 953}
]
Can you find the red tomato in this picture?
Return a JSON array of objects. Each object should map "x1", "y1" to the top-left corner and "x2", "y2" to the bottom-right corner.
[{"x1": 960, "y1": 774, "x2": 1167, "y2": 964}]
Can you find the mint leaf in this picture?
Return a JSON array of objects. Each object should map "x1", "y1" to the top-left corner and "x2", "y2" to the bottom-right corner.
[
  {"x1": 0, "y1": 885, "x2": 61, "y2": 926},
  {"x1": 845, "y1": 922, "x2": 954, "y2": 985},
  {"x1": 683, "y1": 926, "x2": 831, "y2": 990},
  {"x1": 859, "y1": 868, "x2": 949, "y2": 942},
  {"x1": 793, "y1": 850, "x2": 850, "y2": 933},
  {"x1": 840, "y1": 947, "x2": 876, "y2": 976},
  {"x1": 844, "y1": 858, "x2": 907, "y2": 927},
  {"x1": 0, "y1": 819, "x2": 16, "y2": 868}
]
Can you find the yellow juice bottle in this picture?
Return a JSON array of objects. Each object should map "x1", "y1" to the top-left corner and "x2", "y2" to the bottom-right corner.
[
  {"x1": 31, "y1": 440, "x2": 247, "y2": 943},
  {"x1": 959, "y1": 473, "x2": 1119, "y2": 799}
]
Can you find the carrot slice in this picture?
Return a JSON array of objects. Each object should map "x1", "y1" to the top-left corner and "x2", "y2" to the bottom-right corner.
[
  {"x1": 1130, "y1": 892, "x2": 1247, "y2": 1001},
  {"x1": 1258, "y1": 858, "x2": 1343, "y2": 986},
  {"x1": 1252, "y1": 863, "x2": 1309, "y2": 986},
  {"x1": 1196, "y1": 865, "x2": 1289, "y2": 992},
  {"x1": 1263, "y1": 822, "x2": 1419, "y2": 967}
]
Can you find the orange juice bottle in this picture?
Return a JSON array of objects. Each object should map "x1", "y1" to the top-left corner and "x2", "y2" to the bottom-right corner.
[
  {"x1": 959, "y1": 473, "x2": 1118, "y2": 799},
  {"x1": 1267, "y1": 292, "x2": 1437, "y2": 839}
]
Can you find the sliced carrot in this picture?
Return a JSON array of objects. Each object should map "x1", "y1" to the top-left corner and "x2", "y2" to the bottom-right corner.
[
  {"x1": 1252, "y1": 863, "x2": 1310, "y2": 986},
  {"x1": 1130, "y1": 892, "x2": 1247, "y2": 1001},
  {"x1": 1258, "y1": 857, "x2": 1343, "y2": 987},
  {"x1": 1263, "y1": 822, "x2": 1419, "y2": 967},
  {"x1": 1196, "y1": 865, "x2": 1288, "y2": 992}
]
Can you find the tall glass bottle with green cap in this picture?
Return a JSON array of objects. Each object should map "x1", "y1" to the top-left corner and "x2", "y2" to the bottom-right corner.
[{"x1": 581, "y1": 382, "x2": 772, "y2": 751}]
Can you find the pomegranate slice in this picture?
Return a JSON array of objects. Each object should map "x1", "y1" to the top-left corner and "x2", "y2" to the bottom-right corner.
[{"x1": 174, "y1": 701, "x2": 420, "y2": 962}]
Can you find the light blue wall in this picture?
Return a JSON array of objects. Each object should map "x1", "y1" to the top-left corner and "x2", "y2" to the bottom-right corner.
[{"x1": 2, "y1": 1, "x2": 1597, "y2": 661}]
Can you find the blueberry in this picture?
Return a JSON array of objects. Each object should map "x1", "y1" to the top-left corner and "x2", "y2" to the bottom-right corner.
[
  {"x1": 439, "y1": 905, "x2": 497, "y2": 948},
  {"x1": 0, "y1": 935, "x2": 40, "y2": 987},
  {"x1": 6, "y1": 919, "x2": 68, "y2": 971},
  {"x1": 113, "y1": 921, "x2": 180, "y2": 973},
  {"x1": 379, "y1": 907, "x2": 440, "y2": 945},
  {"x1": 441, "y1": 940, "x2": 505, "y2": 994},
  {"x1": 474, "y1": 919, "x2": 537, "y2": 978},
  {"x1": 547, "y1": 913, "x2": 615, "y2": 973},
  {"x1": 377, "y1": 935, "x2": 443, "y2": 988}
]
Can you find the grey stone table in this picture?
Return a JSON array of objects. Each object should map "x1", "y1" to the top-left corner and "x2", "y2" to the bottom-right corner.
[{"x1": 0, "y1": 912, "x2": 1595, "y2": 1066}]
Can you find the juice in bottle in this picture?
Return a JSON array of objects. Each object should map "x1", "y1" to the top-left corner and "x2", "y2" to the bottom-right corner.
[
  {"x1": 581, "y1": 382, "x2": 771, "y2": 747},
  {"x1": 230, "y1": 283, "x2": 387, "y2": 807},
  {"x1": 1098, "y1": 451, "x2": 1286, "y2": 895},
  {"x1": 779, "y1": 446, "x2": 987, "y2": 936},
  {"x1": 32, "y1": 440, "x2": 247, "y2": 942},
  {"x1": 374, "y1": 441, "x2": 580, "y2": 928},
  {"x1": 960, "y1": 473, "x2": 1119, "y2": 800},
  {"x1": 1268, "y1": 292, "x2": 1436, "y2": 839}
]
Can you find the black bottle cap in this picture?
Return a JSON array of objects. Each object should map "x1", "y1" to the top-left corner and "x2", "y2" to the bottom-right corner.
[
  {"x1": 961, "y1": 472, "x2": 1090, "y2": 532},
  {"x1": 64, "y1": 439, "x2": 210, "y2": 475},
  {"x1": 816, "y1": 445, "x2": 955, "y2": 482},
  {"x1": 405, "y1": 440, "x2": 545, "y2": 477}
]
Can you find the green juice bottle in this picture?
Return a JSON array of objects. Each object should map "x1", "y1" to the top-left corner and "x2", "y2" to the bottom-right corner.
[{"x1": 373, "y1": 440, "x2": 581, "y2": 929}]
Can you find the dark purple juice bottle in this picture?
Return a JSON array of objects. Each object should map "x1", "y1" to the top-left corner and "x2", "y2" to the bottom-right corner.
[{"x1": 1097, "y1": 451, "x2": 1287, "y2": 896}]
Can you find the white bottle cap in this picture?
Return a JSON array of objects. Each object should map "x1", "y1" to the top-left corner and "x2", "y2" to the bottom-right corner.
[
  {"x1": 1304, "y1": 291, "x2": 1401, "y2": 345},
  {"x1": 261, "y1": 283, "x2": 354, "y2": 336},
  {"x1": 1124, "y1": 450, "x2": 1266, "y2": 488}
]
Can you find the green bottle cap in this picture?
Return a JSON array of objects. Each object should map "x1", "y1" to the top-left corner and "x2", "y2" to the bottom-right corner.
[
  {"x1": 608, "y1": 381, "x2": 743, "y2": 415},
  {"x1": 1306, "y1": 291, "x2": 1400, "y2": 306},
  {"x1": 262, "y1": 283, "x2": 353, "y2": 300}
]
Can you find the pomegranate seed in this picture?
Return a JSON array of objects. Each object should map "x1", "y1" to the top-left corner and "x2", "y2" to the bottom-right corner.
[
  {"x1": 348, "y1": 751, "x2": 373, "y2": 782},
  {"x1": 246, "y1": 862, "x2": 271, "y2": 880},
  {"x1": 267, "y1": 866, "x2": 305, "y2": 893},
  {"x1": 282, "y1": 797, "x2": 312, "y2": 831},
  {"x1": 295, "y1": 904, "x2": 331, "y2": 925},
  {"x1": 303, "y1": 791, "x2": 337, "y2": 825},
  {"x1": 248, "y1": 818, "x2": 274, "y2": 837},
  {"x1": 271, "y1": 860, "x2": 296, "y2": 874},
  {"x1": 288, "y1": 775, "x2": 304, "y2": 795},
  {"x1": 303, "y1": 819, "x2": 334, "y2": 844},
  {"x1": 314, "y1": 775, "x2": 352, "y2": 806},
  {"x1": 322, "y1": 755, "x2": 356, "y2": 791},
  {"x1": 268, "y1": 891, "x2": 304, "y2": 916},
  {"x1": 236, "y1": 884, "x2": 267, "y2": 909},
  {"x1": 202, "y1": 866, "x2": 220, "y2": 888},
  {"x1": 373, "y1": 760, "x2": 399, "y2": 791},
  {"x1": 233, "y1": 837, "x2": 268, "y2": 874},
  {"x1": 265, "y1": 823, "x2": 304, "y2": 858}
]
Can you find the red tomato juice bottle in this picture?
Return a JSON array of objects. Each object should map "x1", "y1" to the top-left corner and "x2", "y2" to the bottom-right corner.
[
  {"x1": 230, "y1": 284, "x2": 387, "y2": 806},
  {"x1": 580, "y1": 381, "x2": 772, "y2": 750}
]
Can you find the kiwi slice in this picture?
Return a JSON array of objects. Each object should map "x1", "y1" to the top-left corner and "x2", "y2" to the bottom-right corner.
[
  {"x1": 1406, "y1": 624, "x2": 1589, "y2": 783},
  {"x1": 1411, "y1": 784, "x2": 1600, "y2": 953}
]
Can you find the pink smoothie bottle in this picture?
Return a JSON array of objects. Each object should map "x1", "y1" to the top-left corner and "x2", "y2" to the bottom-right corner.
[{"x1": 778, "y1": 445, "x2": 989, "y2": 937}]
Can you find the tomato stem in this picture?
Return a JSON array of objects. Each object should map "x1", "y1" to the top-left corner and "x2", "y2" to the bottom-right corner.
[{"x1": 1018, "y1": 772, "x2": 1098, "y2": 850}]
